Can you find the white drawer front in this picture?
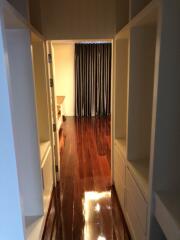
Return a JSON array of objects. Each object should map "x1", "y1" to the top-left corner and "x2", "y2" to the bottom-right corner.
[
  {"x1": 126, "y1": 169, "x2": 147, "y2": 235},
  {"x1": 114, "y1": 145, "x2": 125, "y2": 209},
  {"x1": 125, "y1": 192, "x2": 146, "y2": 240},
  {"x1": 41, "y1": 148, "x2": 53, "y2": 208}
]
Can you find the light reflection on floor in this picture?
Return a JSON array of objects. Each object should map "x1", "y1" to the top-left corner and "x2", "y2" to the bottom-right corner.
[{"x1": 82, "y1": 191, "x2": 113, "y2": 240}]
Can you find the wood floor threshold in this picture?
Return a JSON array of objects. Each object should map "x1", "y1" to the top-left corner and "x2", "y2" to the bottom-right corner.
[{"x1": 42, "y1": 188, "x2": 55, "y2": 240}]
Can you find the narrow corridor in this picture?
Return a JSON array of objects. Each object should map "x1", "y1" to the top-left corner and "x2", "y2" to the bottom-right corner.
[{"x1": 54, "y1": 117, "x2": 130, "y2": 240}]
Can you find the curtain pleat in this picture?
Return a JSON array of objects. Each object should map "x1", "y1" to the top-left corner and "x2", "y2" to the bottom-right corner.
[{"x1": 75, "y1": 43, "x2": 111, "y2": 117}]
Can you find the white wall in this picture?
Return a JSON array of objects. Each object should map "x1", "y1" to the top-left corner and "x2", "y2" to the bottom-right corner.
[{"x1": 53, "y1": 43, "x2": 75, "y2": 116}]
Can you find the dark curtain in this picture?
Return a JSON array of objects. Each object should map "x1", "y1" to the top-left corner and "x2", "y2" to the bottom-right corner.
[{"x1": 75, "y1": 43, "x2": 111, "y2": 117}]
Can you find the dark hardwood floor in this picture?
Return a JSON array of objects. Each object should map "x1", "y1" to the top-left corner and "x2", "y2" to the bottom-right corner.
[{"x1": 53, "y1": 117, "x2": 130, "y2": 240}]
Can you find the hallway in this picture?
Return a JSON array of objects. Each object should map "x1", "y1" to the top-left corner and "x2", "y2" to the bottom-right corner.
[{"x1": 55, "y1": 117, "x2": 130, "y2": 240}]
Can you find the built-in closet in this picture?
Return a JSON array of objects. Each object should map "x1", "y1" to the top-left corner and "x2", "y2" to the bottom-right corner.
[
  {"x1": 0, "y1": 1, "x2": 55, "y2": 239},
  {"x1": 1, "y1": 0, "x2": 180, "y2": 239},
  {"x1": 112, "y1": 0, "x2": 180, "y2": 240}
]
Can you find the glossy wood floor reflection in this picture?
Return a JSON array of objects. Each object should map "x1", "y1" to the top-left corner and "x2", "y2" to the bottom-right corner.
[{"x1": 54, "y1": 117, "x2": 130, "y2": 240}]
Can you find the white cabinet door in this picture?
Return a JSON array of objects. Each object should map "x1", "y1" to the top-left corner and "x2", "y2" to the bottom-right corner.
[
  {"x1": 125, "y1": 169, "x2": 147, "y2": 240},
  {"x1": 41, "y1": 147, "x2": 53, "y2": 211}
]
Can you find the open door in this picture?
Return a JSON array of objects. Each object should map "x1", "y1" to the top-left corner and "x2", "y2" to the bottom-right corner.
[{"x1": 46, "y1": 41, "x2": 60, "y2": 183}]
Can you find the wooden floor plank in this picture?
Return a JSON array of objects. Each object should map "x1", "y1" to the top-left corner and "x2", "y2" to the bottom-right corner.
[{"x1": 53, "y1": 117, "x2": 130, "y2": 240}]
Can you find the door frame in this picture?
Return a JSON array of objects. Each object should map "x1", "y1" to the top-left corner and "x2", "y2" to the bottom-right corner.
[
  {"x1": 46, "y1": 41, "x2": 61, "y2": 184},
  {"x1": 47, "y1": 38, "x2": 114, "y2": 184}
]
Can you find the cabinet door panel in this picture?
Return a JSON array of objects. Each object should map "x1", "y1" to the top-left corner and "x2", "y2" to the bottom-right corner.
[
  {"x1": 126, "y1": 169, "x2": 147, "y2": 234},
  {"x1": 42, "y1": 148, "x2": 53, "y2": 210},
  {"x1": 125, "y1": 190, "x2": 146, "y2": 240}
]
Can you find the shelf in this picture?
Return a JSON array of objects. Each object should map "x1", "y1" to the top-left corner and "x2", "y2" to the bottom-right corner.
[
  {"x1": 114, "y1": 37, "x2": 128, "y2": 144},
  {"x1": 56, "y1": 96, "x2": 65, "y2": 131},
  {"x1": 130, "y1": 0, "x2": 159, "y2": 27},
  {"x1": 57, "y1": 117, "x2": 62, "y2": 131},
  {"x1": 115, "y1": 0, "x2": 159, "y2": 38},
  {"x1": 129, "y1": 0, "x2": 152, "y2": 21},
  {"x1": 27, "y1": 144, "x2": 53, "y2": 238},
  {"x1": 155, "y1": 192, "x2": 180, "y2": 240},
  {"x1": 39, "y1": 141, "x2": 51, "y2": 166},
  {"x1": 114, "y1": 138, "x2": 126, "y2": 157},
  {"x1": 127, "y1": 160, "x2": 149, "y2": 201},
  {"x1": 57, "y1": 96, "x2": 65, "y2": 105},
  {"x1": 127, "y1": 18, "x2": 156, "y2": 161},
  {"x1": 115, "y1": 24, "x2": 130, "y2": 40},
  {"x1": 25, "y1": 189, "x2": 52, "y2": 240},
  {"x1": 31, "y1": 33, "x2": 50, "y2": 143}
]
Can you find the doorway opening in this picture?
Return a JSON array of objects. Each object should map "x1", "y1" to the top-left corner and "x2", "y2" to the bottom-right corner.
[{"x1": 49, "y1": 39, "x2": 113, "y2": 175}]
